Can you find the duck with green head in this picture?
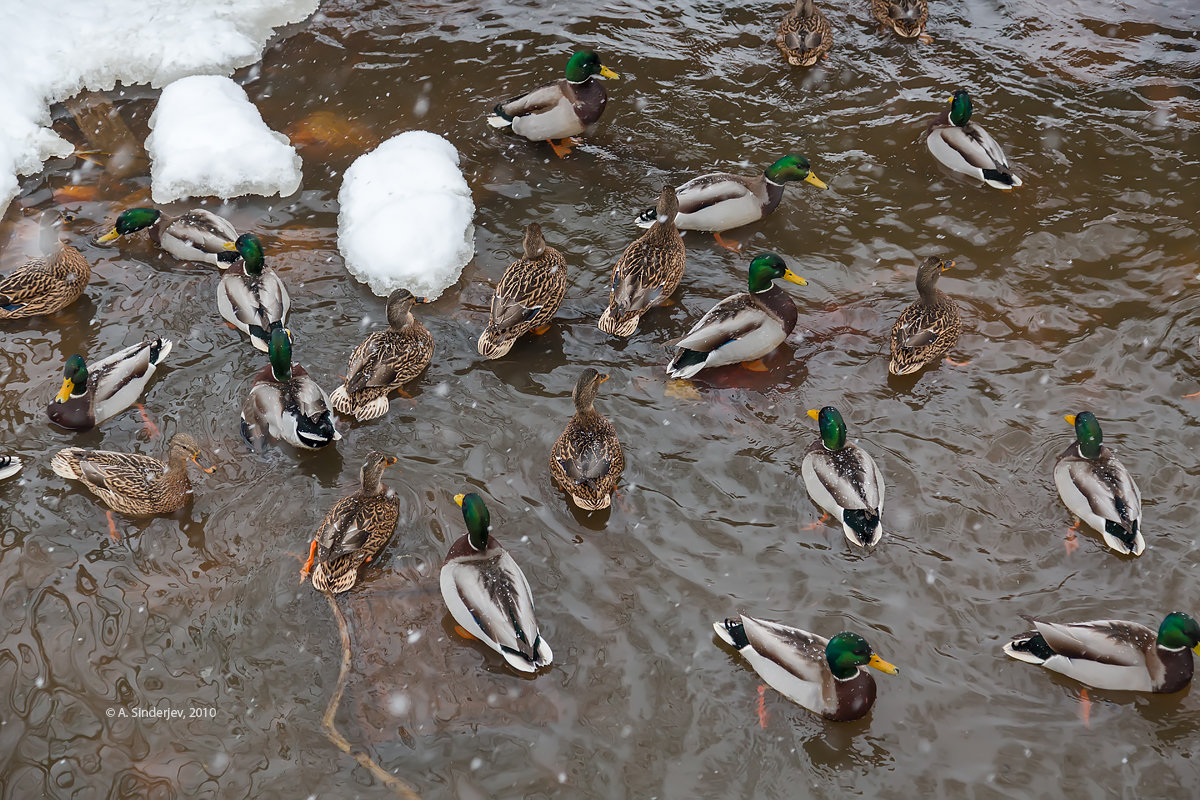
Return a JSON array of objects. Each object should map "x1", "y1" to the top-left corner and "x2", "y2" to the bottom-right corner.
[
  {"x1": 217, "y1": 233, "x2": 292, "y2": 352},
  {"x1": 440, "y1": 492, "x2": 553, "y2": 673},
  {"x1": 240, "y1": 326, "x2": 340, "y2": 451},
  {"x1": 666, "y1": 253, "x2": 807, "y2": 378},
  {"x1": 926, "y1": 90, "x2": 1021, "y2": 190},
  {"x1": 487, "y1": 50, "x2": 619, "y2": 158},
  {"x1": 47, "y1": 338, "x2": 172, "y2": 430},
  {"x1": 634, "y1": 154, "x2": 826, "y2": 251},
  {"x1": 96, "y1": 207, "x2": 237, "y2": 266},
  {"x1": 1053, "y1": 411, "x2": 1144, "y2": 556},
  {"x1": 1005, "y1": 612, "x2": 1200, "y2": 692},
  {"x1": 800, "y1": 406, "x2": 885, "y2": 547},
  {"x1": 714, "y1": 615, "x2": 899, "y2": 721}
]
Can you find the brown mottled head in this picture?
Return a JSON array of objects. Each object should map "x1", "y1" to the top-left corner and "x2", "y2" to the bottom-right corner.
[
  {"x1": 522, "y1": 223, "x2": 547, "y2": 260},
  {"x1": 915, "y1": 256, "x2": 952, "y2": 300},
  {"x1": 386, "y1": 289, "x2": 418, "y2": 329},
  {"x1": 572, "y1": 368, "x2": 609, "y2": 413},
  {"x1": 361, "y1": 451, "x2": 398, "y2": 494},
  {"x1": 654, "y1": 185, "x2": 679, "y2": 225}
]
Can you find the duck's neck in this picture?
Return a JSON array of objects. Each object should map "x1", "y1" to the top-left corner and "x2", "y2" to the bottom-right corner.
[{"x1": 755, "y1": 284, "x2": 799, "y2": 335}]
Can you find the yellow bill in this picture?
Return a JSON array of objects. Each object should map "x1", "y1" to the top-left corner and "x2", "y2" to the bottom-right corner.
[
  {"x1": 806, "y1": 408, "x2": 820, "y2": 420},
  {"x1": 454, "y1": 493, "x2": 466, "y2": 507},
  {"x1": 1064, "y1": 414, "x2": 1077, "y2": 425},
  {"x1": 54, "y1": 378, "x2": 74, "y2": 403},
  {"x1": 599, "y1": 374, "x2": 610, "y2": 384},
  {"x1": 599, "y1": 66, "x2": 619, "y2": 80},
  {"x1": 1193, "y1": 643, "x2": 1200, "y2": 656},
  {"x1": 384, "y1": 455, "x2": 398, "y2": 467},
  {"x1": 942, "y1": 260, "x2": 956, "y2": 271},
  {"x1": 96, "y1": 229, "x2": 121, "y2": 244},
  {"x1": 804, "y1": 172, "x2": 827, "y2": 189},
  {"x1": 782, "y1": 269, "x2": 808, "y2": 286},
  {"x1": 223, "y1": 241, "x2": 237, "y2": 250},
  {"x1": 868, "y1": 654, "x2": 899, "y2": 675}
]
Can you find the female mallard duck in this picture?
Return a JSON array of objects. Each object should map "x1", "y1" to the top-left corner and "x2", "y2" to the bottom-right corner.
[
  {"x1": 0, "y1": 244, "x2": 91, "y2": 320},
  {"x1": 329, "y1": 289, "x2": 434, "y2": 421},
  {"x1": 713, "y1": 615, "x2": 899, "y2": 721},
  {"x1": 667, "y1": 253, "x2": 807, "y2": 378},
  {"x1": 1004, "y1": 612, "x2": 1200, "y2": 692},
  {"x1": 487, "y1": 50, "x2": 619, "y2": 158},
  {"x1": 217, "y1": 233, "x2": 291, "y2": 352},
  {"x1": 241, "y1": 326, "x2": 340, "y2": 451},
  {"x1": 96, "y1": 207, "x2": 237, "y2": 267},
  {"x1": 926, "y1": 90, "x2": 1021, "y2": 190},
  {"x1": 50, "y1": 432, "x2": 206, "y2": 517},
  {"x1": 441, "y1": 492, "x2": 553, "y2": 673},
  {"x1": 1054, "y1": 412, "x2": 1144, "y2": 556},
  {"x1": 888, "y1": 256, "x2": 961, "y2": 375},
  {"x1": 46, "y1": 338, "x2": 172, "y2": 430},
  {"x1": 477, "y1": 223, "x2": 567, "y2": 359},
  {"x1": 777, "y1": 0, "x2": 833, "y2": 66},
  {"x1": 302, "y1": 452, "x2": 401, "y2": 594},
  {"x1": 598, "y1": 186, "x2": 686, "y2": 337},
  {"x1": 801, "y1": 407, "x2": 884, "y2": 547},
  {"x1": 0, "y1": 455, "x2": 21, "y2": 481},
  {"x1": 550, "y1": 369, "x2": 624, "y2": 511},
  {"x1": 634, "y1": 154, "x2": 826, "y2": 251},
  {"x1": 871, "y1": 0, "x2": 930, "y2": 41}
]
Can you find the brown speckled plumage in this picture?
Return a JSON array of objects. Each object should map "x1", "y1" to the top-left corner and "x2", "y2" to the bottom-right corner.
[
  {"x1": 50, "y1": 433, "x2": 202, "y2": 516},
  {"x1": 550, "y1": 369, "x2": 624, "y2": 510},
  {"x1": 478, "y1": 224, "x2": 567, "y2": 359},
  {"x1": 599, "y1": 187, "x2": 686, "y2": 337},
  {"x1": 309, "y1": 452, "x2": 401, "y2": 594},
  {"x1": 870, "y1": 0, "x2": 929, "y2": 39},
  {"x1": 0, "y1": 245, "x2": 91, "y2": 320},
  {"x1": 776, "y1": 0, "x2": 833, "y2": 66},
  {"x1": 888, "y1": 256, "x2": 961, "y2": 375}
]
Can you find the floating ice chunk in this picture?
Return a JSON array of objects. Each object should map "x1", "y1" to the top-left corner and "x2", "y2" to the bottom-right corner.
[
  {"x1": 337, "y1": 131, "x2": 475, "y2": 300},
  {"x1": 146, "y1": 76, "x2": 301, "y2": 203},
  {"x1": 0, "y1": 0, "x2": 317, "y2": 217}
]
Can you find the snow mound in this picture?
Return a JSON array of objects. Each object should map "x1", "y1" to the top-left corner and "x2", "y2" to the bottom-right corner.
[
  {"x1": 0, "y1": 0, "x2": 317, "y2": 217},
  {"x1": 337, "y1": 131, "x2": 475, "y2": 300},
  {"x1": 146, "y1": 75, "x2": 302, "y2": 203}
]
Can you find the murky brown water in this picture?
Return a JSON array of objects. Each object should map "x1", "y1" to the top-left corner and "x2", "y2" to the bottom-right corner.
[{"x1": 3, "y1": 0, "x2": 1200, "y2": 796}]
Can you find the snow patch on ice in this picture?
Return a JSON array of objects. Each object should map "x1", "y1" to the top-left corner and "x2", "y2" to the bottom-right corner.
[
  {"x1": 337, "y1": 131, "x2": 475, "y2": 300},
  {"x1": 0, "y1": 0, "x2": 317, "y2": 217},
  {"x1": 146, "y1": 75, "x2": 302, "y2": 203}
]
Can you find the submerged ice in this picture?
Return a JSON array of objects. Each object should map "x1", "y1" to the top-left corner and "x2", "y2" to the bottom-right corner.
[{"x1": 337, "y1": 131, "x2": 475, "y2": 300}]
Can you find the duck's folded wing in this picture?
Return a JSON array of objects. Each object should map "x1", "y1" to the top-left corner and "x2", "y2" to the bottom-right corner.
[
  {"x1": 675, "y1": 174, "x2": 751, "y2": 215},
  {"x1": 807, "y1": 447, "x2": 880, "y2": 510},
  {"x1": 1063, "y1": 458, "x2": 1141, "y2": 522},
  {"x1": 448, "y1": 552, "x2": 543, "y2": 660},
  {"x1": 497, "y1": 79, "x2": 568, "y2": 118},
  {"x1": 741, "y1": 616, "x2": 829, "y2": 683},
  {"x1": 674, "y1": 296, "x2": 761, "y2": 351},
  {"x1": 1030, "y1": 618, "x2": 1154, "y2": 666}
]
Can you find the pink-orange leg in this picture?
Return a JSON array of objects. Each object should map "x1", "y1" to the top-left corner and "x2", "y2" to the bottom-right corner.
[
  {"x1": 549, "y1": 137, "x2": 580, "y2": 158},
  {"x1": 533, "y1": 324, "x2": 553, "y2": 335},
  {"x1": 713, "y1": 232, "x2": 742, "y2": 252},
  {"x1": 741, "y1": 358, "x2": 769, "y2": 372},
  {"x1": 1079, "y1": 688, "x2": 1091, "y2": 727},
  {"x1": 1064, "y1": 519, "x2": 1081, "y2": 555},
  {"x1": 300, "y1": 538, "x2": 318, "y2": 583},
  {"x1": 136, "y1": 403, "x2": 160, "y2": 438},
  {"x1": 454, "y1": 624, "x2": 477, "y2": 641},
  {"x1": 756, "y1": 684, "x2": 769, "y2": 729},
  {"x1": 945, "y1": 356, "x2": 972, "y2": 367},
  {"x1": 803, "y1": 512, "x2": 831, "y2": 531},
  {"x1": 106, "y1": 511, "x2": 121, "y2": 542}
]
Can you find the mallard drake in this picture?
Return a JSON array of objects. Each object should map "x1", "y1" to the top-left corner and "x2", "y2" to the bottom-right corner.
[
  {"x1": 550, "y1": 369, "x2": 624, "y2": 511},
  {"x1": 926, "y1": 90, "x2": 1021, "y2": 190},
  {"x1": 777, "y1": 0, "x2": 833, "y2": 66},
  {"x1": 329, "y1": 289, "x2": 434, "y2": 421},
  {"x1": 302, "y1": 452, "x2": 401, "y2": 593},
  {"x1": 801, "y1": 410, "x2": 888, "y2": 546},
  {"x1": 217, "y1": 234, "x2": 291, "y2": 352},
  {"x1": 667, "y1": 253, "x2": 806, "y2": 378},
  {"x1": 634, "y1": 154, "x2": 826, "y2": 251},
  {"x1": 487, "y1": 50, "x2": 619, "y2": 158},
  {"x1": 241, "y1": 326, "x2": 340, "y2": 451},
  {"x1": 441, "y1": 492, "x2": 553, "y2": 673},
  {"x1": 0, "y1": 455, "x2": 21, "y2": 481},
  {"x1": 1004, "y1": 612, "x2": 1200, "y2": 692},
  {"x1": 50, "y1": 433, "x2": 205, "y2": 517},
  {"x1": 0, "y1": 244, "x2": 91, "y2": 320},
  {"x1": 1054, "y1": 412, "x2": 1144, "y2": 556},
  {"x1": 713, "y1": 615, "x2": 899, "y2": 721},
  {"x1": 801, "y1": 407, "x2": 884, "y2": 547},
  {"x1": 96, "y1": 207, "x2": 237, "y2": 267},
  {"x1": 598, "y1": 186, "x2": 686, "y2": 337},
  {"x1": 888, "y1": 256, "x2": 961, "y2": 375},
  {"x1": 871, "y1": 0, "x2": 930, "y2": 40},
  {"x1": 46, "y1": 338, "x2": 172, "y2": 430},
  {"x1": 477, "y1": 224, "x2": 567, "y2": 359}
]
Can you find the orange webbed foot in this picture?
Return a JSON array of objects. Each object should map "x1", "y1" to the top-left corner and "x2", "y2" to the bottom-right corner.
[
  {"x1": 300, "y1": 538, "x2": 318, "y2": 583},
  {"x1": 106, "y1": 510, "x2": 121, "y2": 542},
  {"x1": 802, "y1": 512, "x2": 832, "y2": 531},
  {"x1": 454, "y1": 624, "x2": 476, "y2": 641},
  {"x1": 741, "y1": 358, "x2": 769, "y2": 372},
  {"x1": 549, "y1": 139, "x2": 575, "y2": 158},
  {"x1": 713, "y1": 232, "x2": 742, "y2": 252},
  {"x1": 136, "y1": 403, "x2": 160, "y2": 438},
  {"x1": 532, "y1": 323, "x2": 552, "y2": 335},
  {"x1": 756, "y1": 684, "x2": 769, "y2": 729},
  {"x1": 945, "y1": 357, "x2": 972, "y2": 367}
]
